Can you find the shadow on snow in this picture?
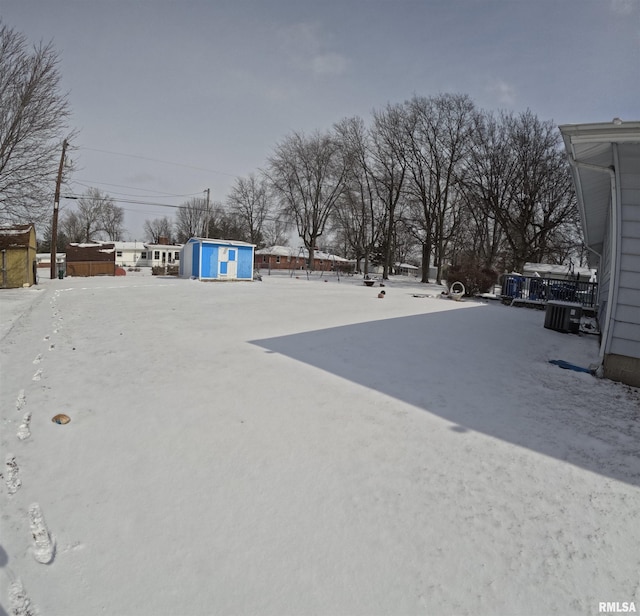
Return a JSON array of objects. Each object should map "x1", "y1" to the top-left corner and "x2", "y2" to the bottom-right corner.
[{"x1": 250, "y1": 306, "x2": 640, "y2": 488}]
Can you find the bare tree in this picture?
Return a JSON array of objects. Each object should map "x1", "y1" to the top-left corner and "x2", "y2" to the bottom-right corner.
[
  {"x1": 100, "y1": 199, "x2": 125, "y2": 240},
  {"x1": 175, "y1": 197, "x2": 210, "y2": 242},
  {"x1": 60, "y1": 209, "x2": 85, "y2": 243},
  {"x1": 59, "y1": 188, "x2": 116, "y2": 243},
  {"x1": 144, "y1": 216, "x2": 174, "y2": 243},
  {"x1": 267, "y1": 130, "x2": 347, "y2": 269},
  {"x1": 333, "y1": 116, "x2": 382, "y2": 275},
  {"x1": 227, "y1": 173, "x2": 271, "y2": 246},
  {"x1": 404, "y1": 94, "x2": 475, "y2": 283},
  {"x1": 369, "y1": 104, "x2": 410, "y2": 279},
  {"x1": 262, "y1": 213, "x2": 291, "y2": 247},
  {"x1": 464, "y1": 110, "x2": 577, "y2": 271},
  {"x1": 0, "y1": 21, "x2": 74, "y2": 225}
]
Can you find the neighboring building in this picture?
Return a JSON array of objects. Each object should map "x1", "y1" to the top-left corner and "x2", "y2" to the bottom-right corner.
[
  {"x1": 393, "y1": 263, "x2": 419, "y2": 277},
  {"x1": 523, "y1": 262, "x2": 596, "y2": 282},
  {"x1": 560, "y1": 120, "x2": 640, "y2": 387},
  {"x1": 180, "y1": 238, "x2": 255, "y2": 281},
  {"x1": 112, "y1": 241, "x2": 151, "y2": 267},
  {"x1": 0, "y1": 224, "x2": 37, "y2": 288},
  {"x1": 146, "y1": 242, "x2": 182, "y2": 269},
  {"x1": 36, "y1": 253, "x2": 66, "y2": 275},
  {"x1": 255, "y1": 245, "x2": 354, "y2": 273},
  {"x1": 66, "y1": 243, "x2": 116, "y2": 277}
]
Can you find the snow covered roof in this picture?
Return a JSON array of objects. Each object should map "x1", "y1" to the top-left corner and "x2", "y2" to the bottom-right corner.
[
  {"x1": 523, "y1": 262, "x2": 595, "y2": 278},
  {"x1": 255, "y1": 245, "x2": 351, "y2": 262},
  {"x1": 146, "y1": 242, "x2": 184, "y2": 249},
  {"x1": 186, "y1": 238, "x2": 253, "y2": 248},
  {"x1": 0, "y1": 224, "x2": 35, "y2": 250},
  {"x1": 111, "y1": 241, "x2": 149, "y2": 250}
]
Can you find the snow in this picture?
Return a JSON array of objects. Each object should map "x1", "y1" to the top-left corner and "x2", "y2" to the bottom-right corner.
[{"x1": 1, "y1": 272, "x2": 639, "y2": 615}]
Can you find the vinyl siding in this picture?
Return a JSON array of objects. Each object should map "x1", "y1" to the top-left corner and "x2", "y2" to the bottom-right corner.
[{"x1": 609, "y1": 143, "x2": 640, "y2": 360}]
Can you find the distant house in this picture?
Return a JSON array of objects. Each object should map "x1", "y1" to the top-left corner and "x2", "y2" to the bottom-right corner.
[
  {"x1": 180, "y1": 238, "x2": 255, "y2": 281},
  {"x1": 36, "y1": 253, "x2": 66, "y2": 275},
  {"x1": 0, "y1": 224, "x2": 37, "y2": 288},
  {"x1": 111, "y1": 241, "x2": 151, "y2": 268},
  {"x1": 523, "y1": 263, "x2": 596, "y2": 282},
  {"x1": 560, "y1": 120, "x2": 640, "y2": 387},
  {"x1": 393, "y1": 263, "x2": 419, "y2": 277},
  {"x1": 255, "y1": 245, "x2": 354, "y2": 273},
  {"x1": 66, "y1": 243, "x2": 116, "y2": 277},
  {"x1": 145, "y1": 241, "x2": 183, "y2": 269}
]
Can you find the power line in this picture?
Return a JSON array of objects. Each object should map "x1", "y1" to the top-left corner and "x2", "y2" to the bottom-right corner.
[
  {"x1": 77, "y1": 146, "x2": 240, "y2": 178},
  {"x1": 72, "y1": 178, "x2": 203, "y2": 198}
]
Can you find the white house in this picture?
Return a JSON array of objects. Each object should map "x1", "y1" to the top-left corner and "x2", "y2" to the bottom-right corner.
[
  {"x1": 145, "y1": 242, "x2": 183, "y2": 269},
  {"x1": 111, "y1": 241, "x2": 151, "y2": 267},
  {"x1": 560, "y1": 120, "x2": 640, "y2": 387},
  {"x1": 107, "y1": 241, "x2": 183, "y2": 269}
]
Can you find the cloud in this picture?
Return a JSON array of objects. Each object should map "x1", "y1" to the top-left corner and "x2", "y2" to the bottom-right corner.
[
  {"x1": 486, "y1": 79, "x2": 517, "y2": 106},
  {"x1": 610, "y1": 0, "x2": 636, "y2": 15},
  {"x1": 311, "y1": 52, "x2": 348, "y2": 76},
  {"x1": 278, "y1": 22, "x2": 348, "y2": 77}
]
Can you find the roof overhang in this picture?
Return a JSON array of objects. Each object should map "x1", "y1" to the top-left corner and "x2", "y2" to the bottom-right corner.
[{"x1": 559, "y1": 121, "x2": 640, "y2": 261}]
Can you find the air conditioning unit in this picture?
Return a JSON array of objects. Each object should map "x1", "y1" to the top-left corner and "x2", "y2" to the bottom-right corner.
[{"x1": 544, "y1": 301, "x2": 582, "y2": 333}]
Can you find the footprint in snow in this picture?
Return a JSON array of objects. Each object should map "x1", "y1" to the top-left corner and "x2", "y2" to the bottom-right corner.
[
  {"x1": 29, "y1": 503, "x2": 55, "y2": 564},
  {"x1": 32, "y1": 369, "x2": 42, "y2": 381},
  {"x1": 32, "y1": 354, "x2": 42, "y2": 364},
  {"x1": 17, "y1": 413, "x2": 32, "y2": 440},
  {"x1": 16, "y1": 389, "x2": 26, "y2": 410},
  {"x1": 5, "y1": 454, "x2": 22, "y2": 494}
]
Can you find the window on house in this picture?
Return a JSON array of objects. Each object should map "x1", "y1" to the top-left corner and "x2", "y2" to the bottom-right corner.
[
  {"x1": 116, "y1": 251, "x2": 122, "y2": 257},
  {"x1": 276, "y1": 256, "x2": 280, "y2": 263},
  {"x1": 262, "y1": 256, "x2": 267, "y2": 263},
  {"x1": 141, "y1": 252, "x2": 147, "y2": 259},
  {"x1": 154, "y1": 251, "x2": 160, "y2": 260},
  {"x1": 174, "y1": 252, "x2": 180, "y2": 260}
]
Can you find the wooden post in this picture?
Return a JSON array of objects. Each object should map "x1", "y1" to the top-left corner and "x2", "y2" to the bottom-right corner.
[{"x1": 50, "y1": 139, "x2": 68, "y2": 279}]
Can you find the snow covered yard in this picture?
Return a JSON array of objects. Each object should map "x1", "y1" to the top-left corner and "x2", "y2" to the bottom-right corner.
[{"x1": 1, "y1": 273, "x2": 639, "y2": 616}]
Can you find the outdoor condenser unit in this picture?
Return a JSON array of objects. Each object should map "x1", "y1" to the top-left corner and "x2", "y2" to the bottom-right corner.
[{"x1": 544, "y1": 301, "x2": 582, "y2": 334}]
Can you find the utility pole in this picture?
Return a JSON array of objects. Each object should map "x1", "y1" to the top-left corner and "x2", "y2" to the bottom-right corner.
[
  {"x1": 204, "y1": 188, "x2": 210, "y2": 238},
  {"x1": 50, "y1": 139, "x2": 68, "y2": 279}
]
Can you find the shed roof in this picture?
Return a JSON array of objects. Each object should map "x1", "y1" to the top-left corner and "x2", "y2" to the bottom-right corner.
[
  {"x1": 0, "y1": 224, "x2": 35, "y2": 250},
  {"x1": 559, "y1": 121, "x2": 640, "y2": 258},
  {"x1": 187, "y1": 237, "x2": 254, "y2": 248}
]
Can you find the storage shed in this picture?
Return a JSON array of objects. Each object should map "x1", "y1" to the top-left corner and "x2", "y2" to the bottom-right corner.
[
  {"x1": 0, "y1": 224, "x2": 37, "y2": 288},
  {"x1": 560, "y1": 120, "x2": 640, "y2": 387},
  {"x1": 180, "y1": 238, "x2": 255, "y2": 281}
]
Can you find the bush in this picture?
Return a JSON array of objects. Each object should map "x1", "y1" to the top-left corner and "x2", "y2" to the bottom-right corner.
[
  {"x1": 152, "y1": 265, "x2": 179, "y2": 276},
  {"x1": 446, "y1": 261, "x2": 498, "y2": 296}
]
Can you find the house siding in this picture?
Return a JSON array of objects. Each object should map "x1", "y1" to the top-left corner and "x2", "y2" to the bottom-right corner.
[{"x1": 609, "y1": 143, "x2": 640, "y2": 363}]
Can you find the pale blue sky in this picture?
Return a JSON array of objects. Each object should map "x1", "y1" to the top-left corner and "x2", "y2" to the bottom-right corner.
[{"x1": 2, "y1": 0, "x2": 639, "y2": 240}]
